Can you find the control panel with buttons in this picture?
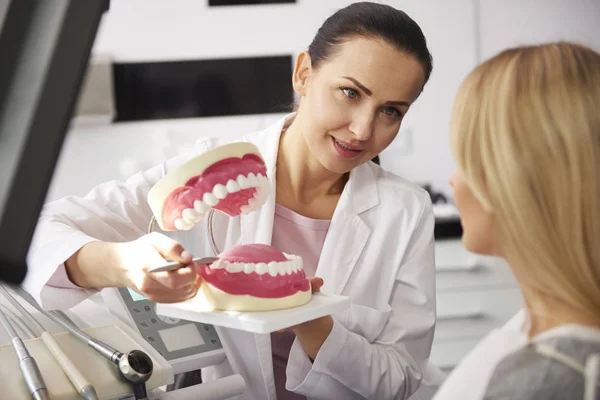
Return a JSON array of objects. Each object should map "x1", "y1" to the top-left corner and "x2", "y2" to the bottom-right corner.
[{"x1": 118, "y1": 287, "x2": 222, "y2": 361}]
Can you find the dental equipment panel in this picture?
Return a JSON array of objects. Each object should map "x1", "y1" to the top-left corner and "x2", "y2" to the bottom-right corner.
[{"x1": 100, "y1": 287, "x2": 226, "y2": 375}]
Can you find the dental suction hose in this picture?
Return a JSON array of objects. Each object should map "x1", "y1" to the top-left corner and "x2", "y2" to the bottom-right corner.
[
  {"x1": 0, "y1": 308, "x2": 50, "y2": 400},
  {"x1": 14, "y1": 289, "x2": 154, "y2": 400}
]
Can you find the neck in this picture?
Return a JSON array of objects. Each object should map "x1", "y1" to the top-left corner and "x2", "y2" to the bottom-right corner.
[
  {"x1": 276, "y1": 119, "x2": 347, "y2": 204},
  {"x1": 519, "y1": 281, "x2": 600, "y2": 338}
]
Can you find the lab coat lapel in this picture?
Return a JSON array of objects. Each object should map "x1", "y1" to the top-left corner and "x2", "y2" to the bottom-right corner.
[
  {"x1": 316, "y1": 164, "x2": 378, "y2": 294},
  {"x1": 239, "y1": 115, "x2": 287, "y2": 400}
]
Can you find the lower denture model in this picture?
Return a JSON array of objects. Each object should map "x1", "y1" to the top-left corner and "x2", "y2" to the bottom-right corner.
[
  {"x1": 195, "y1": 244, "x2": 311, "y2": 311},
  {"x1": 147, "y1": 142, "x2": 312, "y2": 310}
]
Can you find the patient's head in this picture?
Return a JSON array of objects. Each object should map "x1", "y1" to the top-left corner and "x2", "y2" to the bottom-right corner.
[{"x1": 450, "y1": 42, "x2": 600, "y2": 322}]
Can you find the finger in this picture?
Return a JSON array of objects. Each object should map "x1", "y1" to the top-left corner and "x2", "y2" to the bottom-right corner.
[
  {"x1": 145, "y1": 232, "x2": 193, "y2": 263},
  {"x1": 309, "y1": 277, "x2": 324, "y2": 293},
  {"x1": 143, "y1": 282, "x2": 198, "y2": 303},
  {"x1": 152, "y1": 265, "x2": 199, "y2": 290}
]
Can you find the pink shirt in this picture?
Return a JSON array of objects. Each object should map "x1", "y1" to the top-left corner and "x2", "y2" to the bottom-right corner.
[{"x1": 270, "y1": 204, "x2": 331, "y2": 400}]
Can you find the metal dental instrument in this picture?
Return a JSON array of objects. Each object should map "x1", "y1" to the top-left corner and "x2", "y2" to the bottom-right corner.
[
  {"x1": 149, "y1": 256, "x2": 219, "y2": 273},
  {"x1": 13, "y1": 287, "x2": 154, "y2": 400},
  {"x1": 0, "y1": 285, "x2": 99, "y2": 400},
  {"x1": 0, "y1": 306, "x2": 50, "y2": 400},
  {"x1": 0, "y1": 303, "x2": 36, "y2": 339},
  {"x1": 147, "y1": 208, "x2": 221, "y2": 273}
]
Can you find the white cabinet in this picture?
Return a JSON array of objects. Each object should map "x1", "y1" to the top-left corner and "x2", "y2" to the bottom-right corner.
[{"x1": 430, "y1": 238, "x2": 523, "y2": 370}]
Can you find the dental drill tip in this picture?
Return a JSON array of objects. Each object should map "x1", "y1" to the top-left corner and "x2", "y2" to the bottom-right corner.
[
  {"x1": 32, "y1": 388, "x2": 50, "y2": 400},
  {"x1": 80, "y1": 384, "x2": 100, "y2": 400}
]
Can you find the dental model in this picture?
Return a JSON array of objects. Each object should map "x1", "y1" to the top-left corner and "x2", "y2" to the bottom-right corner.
[
  {"x1": 194, "y1": 244, "x2": 312, "y2": 311},
  {"x1": 147, "y1": 142, "x2": 270, "y2": 231}
]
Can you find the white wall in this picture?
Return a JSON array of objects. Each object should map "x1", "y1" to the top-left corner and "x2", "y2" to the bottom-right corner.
[
  {"x1": 478, "y1": 0, "x2": 600, "y2": 61},
  {"x1": 46, "y1": 0, "x2": 478, "y2": 201}
]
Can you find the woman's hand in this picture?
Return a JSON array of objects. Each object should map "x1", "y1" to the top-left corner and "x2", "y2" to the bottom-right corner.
[
  {"x1": 277, "y1": 277, "x2": 334, "y2": 360},
  {"x1": 116, "y1": 232, "x2": 202, "y2": 303},
  {"x1": 65, "y1": 232, "x2": 202, "y2": 303}
]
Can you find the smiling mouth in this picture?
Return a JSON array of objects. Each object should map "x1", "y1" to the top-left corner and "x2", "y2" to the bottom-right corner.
[{"x1": 331, "y1": 136, "x2": 364, "y2": 158}]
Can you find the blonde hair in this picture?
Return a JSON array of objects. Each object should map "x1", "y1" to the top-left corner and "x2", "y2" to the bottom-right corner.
[{"x1": 450, "y1": 42, "x2": 600, "y2": 322}]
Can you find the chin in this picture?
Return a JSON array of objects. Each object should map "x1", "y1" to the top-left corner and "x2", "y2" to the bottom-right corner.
[{"x1": 461, "y1": 234, "x2": 497, "y2": 256}]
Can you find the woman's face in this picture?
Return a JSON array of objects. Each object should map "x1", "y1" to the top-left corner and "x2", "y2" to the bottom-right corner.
[
  {"x1": 293, "y1": 37, "x2": 425, "y2": 174},
  {"x1": 450, "y1": 171, "x2": 500, "y2": 256}
]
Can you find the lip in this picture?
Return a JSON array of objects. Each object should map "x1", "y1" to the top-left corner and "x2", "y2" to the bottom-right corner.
[
  {"x1": 332, "y1": 137, "x2": 365, "y2": 151},
  {"x1": 331, "y1": 136, "x2": 365, "y2": 159}
]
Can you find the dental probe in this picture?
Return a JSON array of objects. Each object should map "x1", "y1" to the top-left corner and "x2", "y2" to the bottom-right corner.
[
  {"x1": 0, "y1": 286, "x2": 99, "y2": 400},
  {"x1": 0, "y1": 307, "x2": 50, "y2": 400},
  {"x1": 14, "y1": 287, "x2": 154, "y2": 400}
]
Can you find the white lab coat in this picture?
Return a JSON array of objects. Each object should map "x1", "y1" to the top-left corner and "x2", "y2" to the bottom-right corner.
[{"x1": 24, "y1": 114, "x2": 442, "y2": 399}]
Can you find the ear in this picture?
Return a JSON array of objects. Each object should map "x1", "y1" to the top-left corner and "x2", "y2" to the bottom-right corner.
[{"x1": 292, "y1": 51, "x2": 312, "y2": 97}]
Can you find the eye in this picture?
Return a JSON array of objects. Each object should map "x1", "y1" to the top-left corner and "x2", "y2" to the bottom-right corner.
[
  {"x1": 342, "y1": 88, "x2": 359, "y2": 100},
  {"x1": 382, "y1": 106, "x2": 402, "y2": 118}
]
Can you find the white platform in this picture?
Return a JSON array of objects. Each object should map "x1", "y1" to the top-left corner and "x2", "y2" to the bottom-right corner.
[{"x1": 156, "y1": 293, "x2": 350, "y2": 334}]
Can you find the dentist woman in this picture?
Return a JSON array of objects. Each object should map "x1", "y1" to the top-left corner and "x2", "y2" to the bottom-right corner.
[{"x1": 24, "y1": 3, "x2": 441, "y2": 399}]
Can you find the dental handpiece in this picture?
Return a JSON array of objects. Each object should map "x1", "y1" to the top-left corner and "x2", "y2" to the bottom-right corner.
[{"x1": 0, "y1": 308, "x2": 50, "y2": 400}]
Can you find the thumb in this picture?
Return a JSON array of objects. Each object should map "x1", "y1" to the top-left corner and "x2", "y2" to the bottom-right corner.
[
  {"x1": 144, "y1": 232, "x2": 193, "y2": 263},
  {"x1": 309, "y1": 277, "x2": 324, "y2": 293}
]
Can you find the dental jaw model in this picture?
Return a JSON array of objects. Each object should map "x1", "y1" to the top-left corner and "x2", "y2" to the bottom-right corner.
[
  {"x1": 196, "y1": 244, "x2": 311, "y2": 311},
  {"x1": 147, "y1": 142, "x2": 312, "y2": 311},
  {"x1": 148, "y1": 142, "x2": 270, "y2": 231}
]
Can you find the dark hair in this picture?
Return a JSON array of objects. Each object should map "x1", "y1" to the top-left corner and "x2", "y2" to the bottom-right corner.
[{"x1": 308, "y1": 2, "x2": 433, "y2": 86}]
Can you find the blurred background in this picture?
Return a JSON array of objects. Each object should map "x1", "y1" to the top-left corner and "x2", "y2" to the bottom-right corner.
[{"x1": 48, "y1": 0, "x2": 600, "y2": 204}]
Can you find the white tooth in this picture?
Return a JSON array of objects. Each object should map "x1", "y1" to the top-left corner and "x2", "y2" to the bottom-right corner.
[
  {"x1": 213, "y1": 184, "x2": 228, "y2": 199},
  {"x1": 174, "y1": 219, "x2": 185, "y2": 230},
  {"x1": 226, "y1": 263, "x2": 243, "y2": 273},
  {"x1": 240, "y1": 205, "x2": 251, "y2": 214},
  {"x1": 268, "y1": 262, "x2": 279, "y2": 277},
  {"x1": 226, "y1": 179, "x2": 241, "y2": 193},
  {"x1": 286, "y1": 264, "x2": 294, "y2": 275},
  {"x1": 257, "y1": 173, "x2": 267, "y2": 182},
  {"x1": 278, "y1": 264, "x2": 288, "y2": 276},
  {"x1": 203, "y1": 192, "x2": 218, "y2": 206},
  {"x1": 243, "y1": 263, "x2": 254, "y2": 274},
  {"x1": 255, "y1": 186, "x2": 269, "y2": 203},
  {"x1": 194, "y1": 200, "x2": 209, "y2": 213},
  {"x1": 255, "y1": 263, "x2": 268, "y2": 275},
  {"x1": 238, "y1": 174, "x2": 250, "y2": 189},
  {"x1": 209, "y1": 260, "x2": 223, "y2": 269},
  {"x1": 247, "y1": 197, "x2": 259, "y2": 210},
  {"x1": 182, "y1": 208, "x2": 199, "y2": 223},
  {"x1": 247, "y1": 173, "x2": 259, "y2": 187}
]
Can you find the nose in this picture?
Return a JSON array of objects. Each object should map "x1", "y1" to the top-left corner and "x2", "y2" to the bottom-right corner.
[{"x1": 349, "y1": 112, "x2": 375, "y2": 141}]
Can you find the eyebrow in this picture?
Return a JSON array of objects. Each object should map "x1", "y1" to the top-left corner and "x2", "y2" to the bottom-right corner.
[{"x1": 342, "y1": 76, "x2": 410, "y2": 107}]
